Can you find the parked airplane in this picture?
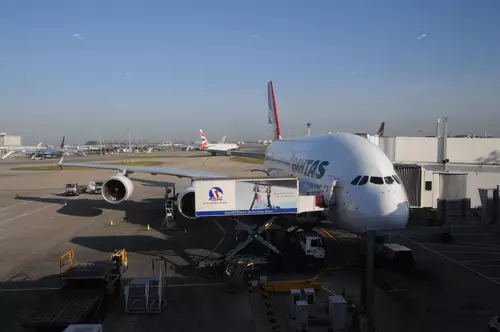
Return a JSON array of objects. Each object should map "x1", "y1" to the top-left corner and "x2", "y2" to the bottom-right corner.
[
  {"x1": 199, "y1": 129, "x2": 239, "y2": 155},
  {"x1": 56, "y1": 81, "x2": 409, "y2": 236}
]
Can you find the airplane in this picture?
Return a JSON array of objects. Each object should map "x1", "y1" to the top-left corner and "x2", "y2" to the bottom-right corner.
[
  {"x1": 1, "y1": 142, "x2": 44, "y2": 159},
  {"x1": 29, "y1": 136, "x2": 66, "y2": 159},
  {"x1": 180, "y1": 133, "x2": 228, "y2": 151},
  {"x1": 377, "y1": 122, "x2": 385, "y2": 136},
  {"x1": 199, "y1": 129, "x2": 239, "y2": 155},
  {"x1": 56, "y1": 81, "x2": 409, "y2": 236},
  {"x1": 354, "y1": 121, "x2": 385, "y2": 137}
]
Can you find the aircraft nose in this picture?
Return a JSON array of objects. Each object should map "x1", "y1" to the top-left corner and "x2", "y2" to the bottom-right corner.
[
  {"x1": 380, "y1": 200, "x2": 409, "y2": 230},
  {"x1": 357, "y1": 196, "x2": 409, "y2": 231}
]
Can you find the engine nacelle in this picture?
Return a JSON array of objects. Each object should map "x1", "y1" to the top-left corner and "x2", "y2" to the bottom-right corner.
[
  {"x1": 177, "y1": 186, "x2": 197, "y2": 219},
  {"x1": 102, "y1": 174, "x2": 134, "y2": 204}
]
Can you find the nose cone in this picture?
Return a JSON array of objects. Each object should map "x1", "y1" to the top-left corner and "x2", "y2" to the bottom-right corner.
[
  {"x1": 377, "y1": 200, "x2": 409, "y2": 230},
  {"x1": 355, "y1": 194, "x2": 409, "y2": 231}
]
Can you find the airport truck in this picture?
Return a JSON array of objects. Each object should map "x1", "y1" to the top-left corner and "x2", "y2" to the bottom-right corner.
[
  {"x1": 298, "y1": 232, "x2": 325, "y2": 260},
  {"x1": 64, "y1": 183, "x2": 87, "y2": 196},
  {"x1": 88, "y1": 181, "x2": 104, "y2": 194}
]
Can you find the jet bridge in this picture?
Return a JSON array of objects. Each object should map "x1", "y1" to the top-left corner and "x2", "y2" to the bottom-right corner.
[{"x1": 192, "y1": 177, "x2": 326, "y2": 273}]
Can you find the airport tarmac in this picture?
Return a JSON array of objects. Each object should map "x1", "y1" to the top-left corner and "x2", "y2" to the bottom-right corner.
[
  {"x1": 0, "y1": 144, "x2": 267, "y2": 167},
  {"x1": 1, "y1": 151, "x2": 500, "y2": 331}
]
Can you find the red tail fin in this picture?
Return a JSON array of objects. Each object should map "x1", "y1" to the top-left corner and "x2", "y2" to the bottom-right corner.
[{"x1": 267, "y1": 81, "x2": 282, "y2": 141}]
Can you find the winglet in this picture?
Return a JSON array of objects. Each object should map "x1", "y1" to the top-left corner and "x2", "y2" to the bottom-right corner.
[{"x1": 57, "y1": 156, "x2": 64, "y2": 169}]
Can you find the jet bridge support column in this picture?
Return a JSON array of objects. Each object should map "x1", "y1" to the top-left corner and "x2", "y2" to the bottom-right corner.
[{"x1": 361, "y1": 230, "x2": 376, "y2": 332}]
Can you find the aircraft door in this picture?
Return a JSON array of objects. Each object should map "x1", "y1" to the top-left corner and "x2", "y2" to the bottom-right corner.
[
  {"x1": 326, "y1": 179, "x2": 339, "y2": 224},
  {"x1": 328, "y1": 179, "x2": 338, "y2": 206}
]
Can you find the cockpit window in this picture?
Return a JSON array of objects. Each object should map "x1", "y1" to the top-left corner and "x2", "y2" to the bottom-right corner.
[
  {"x1": 351, "y1": 175, "x2": 362, "y2": 185},
  {"x1": 392, "y1": 174, "x2": 401, "y2": 184},
  {"x1": 358, "y1": 176, "x2": 369, "y2": 186},
  {"x1": 384, "y1": 176, "x2": 395, "y2": 185},
  {"x1": 370, "y1": 177, "x2": 384, "y2": 185}
]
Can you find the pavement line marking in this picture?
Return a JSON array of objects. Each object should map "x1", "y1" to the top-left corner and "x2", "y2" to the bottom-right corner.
[
  {"x1": 0, "y1": 287, "x2": 61, "y2": 292},
  {"x1": 451, "y1": 233, "x2": 497, "y2": 236},
  {"x1": 463, "y1": 263, "x2": 500, "y2": 268},
  {"x1": 418, "y1": 243, "x2": 500, "y2": 251},
  {"x1": 438, "y1": 251, "x2": 500, "y2": 255},
  {"x1": 321, "y1": 286, "x2": 337, "y2": 295},
  {"x1": 461, "y1": 259, "x2": 500, "y2": 263},
  {"x1": 401, "y1": 235, "x2": 500, "y2": 287},
  {"x1": 0, "y1": 194, "x2": 55, "y2": 212},
  {"x1": 166, "y1": 283, "x2": 226, "y2": 288},
  {"x1": 0, "y1": 202, "x2": 66, "y2": 226},
  {"x1": 454, "y1": 241, "x2": 500, "y2": 248}
]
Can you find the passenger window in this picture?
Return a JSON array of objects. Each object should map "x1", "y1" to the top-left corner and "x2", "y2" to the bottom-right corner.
[
  {"x1": 358, "y1": 176, "x2": 369, "y2": 186},
  {"x1": 370, "y1": 177, "x2": 384, "y2": 185},
  {"x1": 351, "y1": 175, "x2": 362, "y2": 185},
  {"x1": 392, "y1": 174, "x2": 401, "y2": 184},
  {"x1": 384, "y1": 176, "x2": 395, "y2": 185}
]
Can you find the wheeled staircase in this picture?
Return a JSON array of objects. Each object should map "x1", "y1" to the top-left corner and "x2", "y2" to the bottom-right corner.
[{"x1": 125, "y1": 258, "x2": 167, "y2": 314}]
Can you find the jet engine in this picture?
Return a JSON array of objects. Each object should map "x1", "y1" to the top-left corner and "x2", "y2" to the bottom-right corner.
[
  {"x1": 102, "y1": 174, "x2": 134, "y2": 204},
  {"x1": 177, "y1": 187, "x2": 197, "y2": 219}
]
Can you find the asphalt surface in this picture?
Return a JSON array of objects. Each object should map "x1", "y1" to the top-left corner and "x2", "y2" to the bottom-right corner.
[
  {"x1": 1, "y1": 151, "x2": 499, "y2": 332},
  {"x1": 0, "y1": 144, "x2": 268, "y2": 167}
]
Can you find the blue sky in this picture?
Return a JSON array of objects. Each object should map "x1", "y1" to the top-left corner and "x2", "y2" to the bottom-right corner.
[{"x1": 1, "y1": 0, "x2": 499, "y2": 144}]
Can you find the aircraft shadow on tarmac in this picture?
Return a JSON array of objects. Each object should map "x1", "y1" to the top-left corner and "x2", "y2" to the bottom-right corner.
[
  {"x1": 70, "y1": 235, "x2": 203, "y2": 278},
  {"x1": 14, "y1": 195, "x2": 165, "y2": 219},
  {"x1": 14, "y1": 194, "x2": 240, "y2": 278}
]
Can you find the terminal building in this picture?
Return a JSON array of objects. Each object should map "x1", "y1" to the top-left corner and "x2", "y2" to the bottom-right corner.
[
  {"x1": 357, "y1": 119, "x2": 500, "y2": 209},
  {"x1": 0, "y1": 132, "x2": 22, "y2": 147},
  {"x1": 0, "y1": 132, "x2": 23, "y2": 157}
]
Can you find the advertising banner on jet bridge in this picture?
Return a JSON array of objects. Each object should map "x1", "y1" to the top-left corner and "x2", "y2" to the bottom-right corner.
[{"x1": 195, "y1": 177, "x2": 299, "y2": 217}]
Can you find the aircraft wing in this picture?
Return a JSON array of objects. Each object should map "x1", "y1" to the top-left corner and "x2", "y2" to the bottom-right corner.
[
  {"x1": 57, "y1": 157, "x2": 228, "y2": 179},
  {"x1": 228, "y1": 150, "x2": 266, "y2": 158}
]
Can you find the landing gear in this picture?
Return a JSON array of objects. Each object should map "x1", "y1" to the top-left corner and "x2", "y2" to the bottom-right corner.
[{"x1": 161, "y1": 186, "x2": 179, "y2": 230}]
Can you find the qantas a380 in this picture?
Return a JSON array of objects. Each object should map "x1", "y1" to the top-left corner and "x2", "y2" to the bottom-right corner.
[{"x1": 57, "y1": 81, "x2": 409, "y2": 235}]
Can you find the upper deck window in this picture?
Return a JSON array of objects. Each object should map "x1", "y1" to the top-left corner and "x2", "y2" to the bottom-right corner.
[
  {"x1": 358, "y1": 176, "x2": 369, "y2": 186},
  {"x1": 384, "y1": 176, "x2": 395, "y2": 185},
  {"x1": 351, "y1": 175, "x2": 362, "y2": 185},
  {"x1": 370, "y1": 177, "x2": 384, "y2": 185}
]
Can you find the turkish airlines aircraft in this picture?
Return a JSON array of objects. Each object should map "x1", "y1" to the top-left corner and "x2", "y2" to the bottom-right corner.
[
  {"x1": 199, "y1": 129, "x2": 239, "y2": 155},
  {"x1": 57, "y1": 81, "x2": 409, "y2": 235}
]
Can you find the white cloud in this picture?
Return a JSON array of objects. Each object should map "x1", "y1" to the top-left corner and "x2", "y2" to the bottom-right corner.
[
  {"x1": 351, "y1": 71, "x2": 357, "y2": 76},
  {"x1": 125, "y1": 72, "x2": 130, "y2": 77},
  {"x1": 416, "y1": 34, "x2": 427, "y2": 40},
  {"x1": 73, "y1": 33, "x2": 83, "y2": 40},
  {"x1": 250, "y1": 34, "x2": 259, "y2": 39}
]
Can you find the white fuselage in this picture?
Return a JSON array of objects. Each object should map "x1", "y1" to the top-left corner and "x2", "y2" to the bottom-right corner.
[
  {"x1": 205, "y1": 143, "x2": 239, "y2": 152},
  {"x1": 264, "y1": 133, "x2": 409, "y2": 235}
]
